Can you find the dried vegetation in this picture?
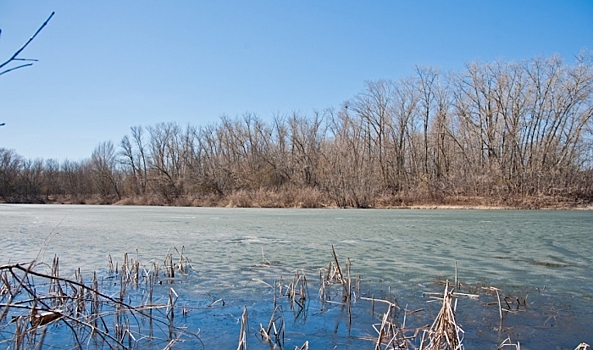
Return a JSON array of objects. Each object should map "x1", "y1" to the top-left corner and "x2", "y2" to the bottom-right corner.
[
  {"x1": 0, "y1": 249, "x2": 200, "y2": 349},
  {"x1": 0, "y1": 246, "x2": 590, "y2": 350}
]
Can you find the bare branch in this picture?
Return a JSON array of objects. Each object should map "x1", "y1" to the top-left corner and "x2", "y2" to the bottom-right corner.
[
  {"x1": 0, "y1": 63, "x2": 34, "y2": 77},
  {"x1": 0, "y1": 11, "x2": 55, "y2": 75}
]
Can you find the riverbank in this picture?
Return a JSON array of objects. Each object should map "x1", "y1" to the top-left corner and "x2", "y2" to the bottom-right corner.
[{"x1": 30, "y1": 191, "x2": 593, "y2": 210}]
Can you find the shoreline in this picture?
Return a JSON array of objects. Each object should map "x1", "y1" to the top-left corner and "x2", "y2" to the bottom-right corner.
[
  {"x1": 3, "y1": 190, "x2": 593, "y2": 210},
  {"x1": 3, "y1": 199, "x2": 592, "y2": 210}
]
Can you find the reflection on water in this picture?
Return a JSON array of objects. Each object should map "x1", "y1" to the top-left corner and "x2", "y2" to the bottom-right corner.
[{"x1": 1, "y1": 204, "x2": 592, "y2": 348}]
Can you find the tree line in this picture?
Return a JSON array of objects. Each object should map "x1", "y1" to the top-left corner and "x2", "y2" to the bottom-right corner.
[{"x1": 2, "y1": 54, "x2": 593, "y2": 208}]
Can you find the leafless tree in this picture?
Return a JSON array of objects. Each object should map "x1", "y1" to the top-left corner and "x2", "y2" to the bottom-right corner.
[
  {"x1": 91, "y1": 141, "x2": 121, "y2": 201},
  {"x1": 2, "y1": 53, "x2": 592, "y2": 207}
]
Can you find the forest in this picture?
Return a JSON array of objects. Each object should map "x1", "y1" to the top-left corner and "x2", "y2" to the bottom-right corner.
[{"x1": 1, "y1": 54, "x2": 593, "y2": 208}]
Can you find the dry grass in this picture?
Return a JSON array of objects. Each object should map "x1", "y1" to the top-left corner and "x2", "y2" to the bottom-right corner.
[
  {"x1": 2, "y1": 246, "x2": 589, "y2": 349},
  {"x1": 0, "y1": 250, "x2": 199, "y2": 349},
  {"x1": 57, "y1": 189, "x2": 593, "y2": 209},
  {"x1": 319, "y1": 245, "x2": 355, "y2": 304},
  {"x1": 257, "y1": 305, "x2": 285, "y2": 348},
  {"x1": 419, "y1": 282, "x2": 464, "y2": 350}
]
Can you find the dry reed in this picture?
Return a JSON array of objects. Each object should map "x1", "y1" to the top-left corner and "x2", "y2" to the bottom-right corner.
[
  {"x1": 497, "y1": 336, "x2": 520, "y2": 349},
  {"x1": 0, "y1": 248, "x2": 201, "y2": 349},
  {"x1": 285, "y1": 270, "x2": 309, "y2": 312},
  {"x1": 295, "y1": 341, "x2": 309, "y2": 349},
  {"x1": 237, "y1": 305, "x2": 248, "y2": 350},
  {"x1": 258, "y1": 305, "x2": 285, "y2": 348},
  {"x1": 373, "y1": 302, "x2": 402, "y2": 350},
  {"x1": 2, "y1": 246, "x2": 589, "y2": 349},
  {"x1": 319, "y1": 245, "x2": 355, "y2": 305},
  {"x1": 419, "y1": 281, "x2": 464, "y2": 350}
]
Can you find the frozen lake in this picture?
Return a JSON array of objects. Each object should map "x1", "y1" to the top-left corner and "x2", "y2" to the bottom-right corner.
[{"x1": 1, "y1": 204, "x2": 591, "y2": 348}]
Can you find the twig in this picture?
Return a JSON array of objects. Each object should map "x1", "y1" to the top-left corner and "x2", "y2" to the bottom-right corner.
[{"x1": 0, "y1": 12, "x2": 55, "y2": 76}]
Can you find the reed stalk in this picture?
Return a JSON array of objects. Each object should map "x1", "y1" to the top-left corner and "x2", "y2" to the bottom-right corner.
[
  {"x1": 285, "y1": 270, "x2": 309, "y2": 311},
  {"x1": 258, "y1": 304, "x2": 285, "y2": 348},
  {"x1": 0, "y1": 249, "x2": 202, "y2": 349},
  {"x1": 495, "y1": 288, "x2": 503, "y2": 332},
  {"x1": 419, "y1": 281, "x2": 464, "y2": 350},
  {"x1": 237, "y1": 305, "x2": 248, "y2": 350},
  {"x1": 296, "y1": 341, "x2": 309, "y2": 350},
  {"x1": 331, "y1": 244, "x2": 350, "y2": 300},
  {"x1": 1, "y1": 247, "x2": 588, "y2": 349},
  {"x1": 498, "y1": 336, "x2": 520, "y2": 349}
]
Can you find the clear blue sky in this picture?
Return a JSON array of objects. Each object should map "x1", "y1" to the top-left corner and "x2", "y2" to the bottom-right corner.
[{"x1": 1, "y1": 1, "x2": 592, "y2": 161}]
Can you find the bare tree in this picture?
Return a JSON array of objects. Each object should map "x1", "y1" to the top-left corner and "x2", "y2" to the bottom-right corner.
[
  {"x1": 42, "y1": 158, "x2": 62, "y2": 198},
  {"x1": 91, "y1": 141, "x2": 121, "y2": 201},
  {"x1": 416, "y1": 67, "x2": 439, "y2": 178},
  {"x1": 2, "y1": 51, "x2": 592, "y2": 207},
  {"x1": 349, "y1": 80, "x2": 394, "y2": 188},
  {"x1": 0, "y1": 148, "x2": 23, "y2": 200},
  {"x1": 146, "y1": 122, "x2": 186, "y2": 200}
]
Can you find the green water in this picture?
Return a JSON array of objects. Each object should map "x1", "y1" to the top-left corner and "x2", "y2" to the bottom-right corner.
[{"x1": 1, "y1": 205, "x2": 592, "y2": 349}]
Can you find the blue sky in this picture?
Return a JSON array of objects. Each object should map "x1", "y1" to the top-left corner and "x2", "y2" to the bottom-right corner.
[{"x1": 1, "y1": 1, "x2": 592, "y2": 161}]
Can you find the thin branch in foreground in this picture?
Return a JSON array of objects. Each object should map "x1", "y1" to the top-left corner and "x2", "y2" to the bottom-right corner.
[{"x1": 0, "y1": 11, "x2": 55, "y2": 76}]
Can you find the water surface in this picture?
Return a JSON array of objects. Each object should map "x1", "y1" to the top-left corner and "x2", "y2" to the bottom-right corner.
[{"x1": 1, "y1": 205, "x2": 591, "y2": 349}]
